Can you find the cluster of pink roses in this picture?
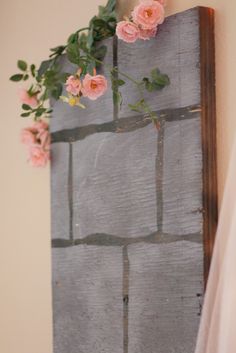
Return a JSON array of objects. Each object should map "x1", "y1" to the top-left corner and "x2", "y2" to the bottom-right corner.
[
  {"x1": 116, "y1": 0, "x2": 166, "y2": 43},
  {"x1": 21, "y1": 120, "x2": 50, "y2": 167},
  {"x1": 64, "y1": 71, "x2": 108, "y2": 105}
]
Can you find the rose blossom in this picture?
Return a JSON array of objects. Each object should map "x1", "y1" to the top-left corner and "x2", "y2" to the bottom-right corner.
[
  {"x1": 132, "y1": 0, "x2": 165, "y2": 29},
  {"x1": 138, "y1": 26, "x2": 157, "y2": 40},
  {"x1": 28, "y1": 145, "x2": 50, "y2": 167},
  {"x1": 156, "y1": 0, "x2": 166, "y2": 6},
  {"x1": 21, "y1": 128, "x2": 37, "y2": 145},
  {"x1": 32, "y1": 119, "x2": 49, "y2": 133},
  {"x1": 66, "y1": 75, "x2": 82, "y2": 96},
  {"x1": 81, "y1": 74, "x2": 108, "y2": 100},
  {"x1": 116, "y1": 21, "x2": 140, "y2": 43},
  {"x1": 19, "y1": 88, "x2": 38, "y2": 108},
  {"x1": 37, "y1": 129, "x2": 51, "y2": 150}
]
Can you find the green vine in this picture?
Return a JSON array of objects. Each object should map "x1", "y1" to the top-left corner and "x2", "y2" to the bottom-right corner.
[{"x1": 10, "y1": 0, "x2": 170, "y2": 125}]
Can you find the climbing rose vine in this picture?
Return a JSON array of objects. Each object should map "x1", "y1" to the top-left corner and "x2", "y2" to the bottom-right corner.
[{"x1": 10, "y1": 0, "x2": 169, "y2": 167}]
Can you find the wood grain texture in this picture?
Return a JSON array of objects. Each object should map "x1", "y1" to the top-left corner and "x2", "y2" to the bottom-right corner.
[
  {"x1": 199, "y1": 7, "x2": 218, "y2": 284},
  {"x1": 128, "y1": 241, "x2": 203, "y2": 353},
  {"x1": 117, "y1": 8, "x2": 201, "y2": 118},
  {"x1": 52, "y1": 246, "x2": 123, "y2": 353},
  {"x1": 50, "y1": 7, "x2": 217, "y2": 353}
]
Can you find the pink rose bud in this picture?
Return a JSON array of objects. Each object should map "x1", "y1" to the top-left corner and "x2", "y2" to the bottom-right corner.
[
  {"x1": 138, "y1": 26, "x2": 157, "y2": 40},
  {"x1": 116, "y1": 21, "x2": 140, "y2": 43},
  {"x1": 65, "y1": 75, "x2": 82, "y2": 96},
  {"x1": 37, "y1": 130, "x2": 51, "y2": 150},
  {"x1": 132, "y1": 0, "x2": 165, "y2": 29},
  {"x1": 19, "y1": 88, "x2": 38, "y2": 108},
  {"x1": 81, "y1": 74, "x2": 108, "y2": 100},
  {"x1": 21, "y1": 128, "x2": 37, "y2": 146},
  {"x1": 32, "y1": 119, "x2": 49, "y2": 132},
  {"x1": 28, "y1": 145, "x2": 50, "y2": 167}
]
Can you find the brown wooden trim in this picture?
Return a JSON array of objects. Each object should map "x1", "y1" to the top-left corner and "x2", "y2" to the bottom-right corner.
[{"x1": 199, "y1": 7, "x2": 218, "y2": 287}]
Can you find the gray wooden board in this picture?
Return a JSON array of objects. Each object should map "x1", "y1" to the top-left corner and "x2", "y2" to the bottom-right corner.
[{"x1": 51, "y1": 7, "x2": 205, "y2": 353}]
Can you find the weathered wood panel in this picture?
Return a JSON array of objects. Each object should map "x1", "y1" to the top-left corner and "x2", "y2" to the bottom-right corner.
[
  {"x1": 128, "y1": 241, "x2": 203, "y2": 353},
  {"x1": 51, "y1": 143, "x2": 70, "y2": 240},
  {"x1": 118, "y1": 8, "x2": 201, "y2": 118},
  {"x1": 52, "y1": 246, "x2": 123, "y2": 353},
  {"x1": 50, "y1": 7, "x2": 217, "y2": 353},
  {"x1": 162, "y1": 116, "x2": 203, "y2": 235},
  {"x1": 72, "y1": 124, "x2": 158, "y2": 239}
]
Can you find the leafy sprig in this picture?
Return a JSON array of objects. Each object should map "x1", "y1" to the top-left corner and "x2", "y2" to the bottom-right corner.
[{"x1": 10, "y1": 0, "x2": 170, "y2": 125}]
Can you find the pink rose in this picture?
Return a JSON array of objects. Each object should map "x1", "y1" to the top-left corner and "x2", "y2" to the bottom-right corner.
[
  {"x1": 156, "y1": 0, "x2": 166, "y2": 6},
  {"x1": 21, "y1": 128, "x2": 37, "y2": 145},
  {"x1": 138, "y1": 26, "x2": 157, "y2": 40},
  {"x1": 32, "y1": 120, "x2": 49, "y2": 133},
  {"x1": 116, "y1": 21, "x2": 140, "y2": 43},
  {"x1": 19, "y1": 88, "x2": 38, "y2": 108},
  {"x1": 132, "y1": 0, "x2": 165, "y2": 29},
  {"x1": 66, "y1": 75, "x2": 82, "y2": 96},
  {"x1": 28, "y1": 145, "x2": 50, "y2": 167},
  {"x1": 81, "y1": 74, "x2": 108, "y2": 100},
  {"x1": 37, "y1": 130, "x2": 51, "y2": 149}
]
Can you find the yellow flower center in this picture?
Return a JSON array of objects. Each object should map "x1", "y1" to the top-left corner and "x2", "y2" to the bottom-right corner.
[
  {"x1": 68, "y1": 97, "x2": 77, "y2": 106},
  {"x1": 145, "y1": 9, "x2": 153, "y2": 17},
  {"x1": 91, "y1": 80, "x2": 98, "y2": 89}
]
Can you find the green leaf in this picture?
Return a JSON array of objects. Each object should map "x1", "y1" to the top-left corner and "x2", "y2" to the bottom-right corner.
[
  {"x1": 22, "y1": 104, "x2": 31, "y2": 111},
  {"x1": 150, "y1": 68, "x2": 160, "y2": 80},
  {"x1": 50, "y1": 83, "x2": 63, "y2": 100},
  {"x1": 66, "y1": 42, "x2": 81, "y2": 65},
  {"x1": 50, "y1": 45, "x2": 66, "y2": 57},
  {"x1": 67, "y1": 32, "x2": 78, "y2": 44},
  {"x1": 87, "y1": 25, "x2": 94, "y2": 50},
  {"x1": 93, "y1": 45, "x2": 107, "y2": 61},
  {"x1": 21, "y1": 112, "x2": 31, "y2": 117},
  {"x1": 117, "y1": 79, "x2": 125, "y2": 86},
  {"x1": 87, "y1": 60, "x2": 96, "y2": 75},
  {"x1": 60, "y1": 72, "x2": 70, "y2": 83},
  {"x1": 17, "y1": 60, "x2": 27, "y2": 71},
  {"x1": 38, "y1": 60, "x2": 52, "y2": 78},
  {"x1": 153, "y1": 74, "x2": 170, "y2": 87},
  {"x1": 150, "y1": 68, "x2": 170, "y2": 88},
  {"x1": 145, "y1": 81, "x2": 155, "y2": 92},
  {"x1": 105, "y1": 0, "x2": 116, "y2": 13},
  {"x1": 113, "y1": 91, "x2": 123, "y2": 108},
  {"x1": 10, "y1": 74, "x2": 24, "y2": 82},
  {"x1": 23, "y1": 74, "x2": 29, "y2": 81},
  {"x1": 128, "y1": 104, "x2": 142, "y2": 113},
  {"x1": 30, "y1": 64, "x2": 36, "y2": 77}
]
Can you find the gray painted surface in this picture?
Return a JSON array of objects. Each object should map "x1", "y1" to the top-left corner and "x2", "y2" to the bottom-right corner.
[
  {"x1": 162, "y1": 116, "x2": 203, "y2": 235},
  {"x1": 72, "y1": 124, "x2": 158, "y2": 239},
  {"x1": 118, "y1": 8, "x2": 200, "y2": 118},
  {"x1": 52, "y1": 246, "x2": 123, "y2": 353},
  {"x1": 51, "y1": 7, "x2": 204, "y2": 353},
  {"x1": 128, "y1": 241, "x2": 203, "y2": 353},
  {"x1": 51, "y1": 143, "x2": 70, "y2": 240}
]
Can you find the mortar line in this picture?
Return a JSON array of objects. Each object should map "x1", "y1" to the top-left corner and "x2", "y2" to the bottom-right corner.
[
  {"x1": 113, "y1": 35, "x2": 119, "y2": 121},
  {"x1": 51, "y1": 105, "x2": 201, "y2": 144},
  {"x1": 68, "y1": 142, "x2": 74, "y2": 242},
  {"x1": 122, "y1": 245, "x2": 129, "y2": 353},
  {"x1": 52, "y1": 231, "x2": 202, "y2": 248},
  {"x1": 156, "y1": 118, "x2": 165, "y2": 232}
]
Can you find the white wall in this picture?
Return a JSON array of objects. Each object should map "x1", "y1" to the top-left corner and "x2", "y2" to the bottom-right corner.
[{"x1": 0, "y1": 0, "x2": 235, "y2": 352}]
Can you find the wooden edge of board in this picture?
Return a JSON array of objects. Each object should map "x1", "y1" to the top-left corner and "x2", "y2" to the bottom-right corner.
[{"x1": 199, "y1": 7, "x2": 218, "y2": 287}]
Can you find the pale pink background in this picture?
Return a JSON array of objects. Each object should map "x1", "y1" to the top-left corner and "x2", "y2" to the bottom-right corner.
[{"x1": 0, "y1": 1, "x2": 236, "y2": 353}]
